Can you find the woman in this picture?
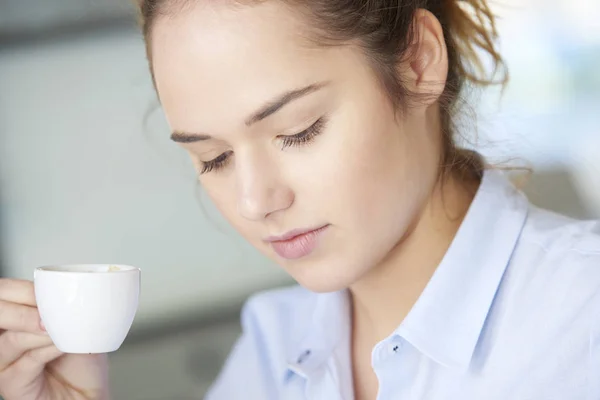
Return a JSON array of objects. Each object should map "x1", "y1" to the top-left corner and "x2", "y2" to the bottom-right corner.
[{"x1": 0, "y1": 0, "x2": 599, "y2": 399}]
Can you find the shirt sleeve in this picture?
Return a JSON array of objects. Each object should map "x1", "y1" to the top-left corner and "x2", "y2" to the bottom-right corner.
[{"x1": 204, "y1": 298, "x2": 281, "y2": 400}]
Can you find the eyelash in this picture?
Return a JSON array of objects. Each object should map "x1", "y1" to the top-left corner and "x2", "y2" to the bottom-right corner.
[
  {"x1": 199, "y1": 116, "x2": 327, "y2": 175},
  {"x1": 279, "y1": 117, "x2": 326, "y2": 149},
  {"x1": 200, "y1": 151, "x2": 232, "y2": 174}
]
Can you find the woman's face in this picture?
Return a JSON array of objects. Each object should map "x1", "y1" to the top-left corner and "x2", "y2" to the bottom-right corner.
[{"x1": 151, "y1": 1, "x2": 442, "y2": 292}]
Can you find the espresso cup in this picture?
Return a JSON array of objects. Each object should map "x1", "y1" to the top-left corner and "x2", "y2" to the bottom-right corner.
[{"x1": 34, "y1": 264, "x2": 141, "y2": 354}]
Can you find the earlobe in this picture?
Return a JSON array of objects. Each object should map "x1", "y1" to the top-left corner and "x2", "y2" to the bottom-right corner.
[{"x1": 407, "y1": 9, "x2": 448, "y2": 101}]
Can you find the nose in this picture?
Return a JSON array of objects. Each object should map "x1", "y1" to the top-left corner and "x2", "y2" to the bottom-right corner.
[{"x1": 236, "y1": 153, "x2": 294, "y2": 221}]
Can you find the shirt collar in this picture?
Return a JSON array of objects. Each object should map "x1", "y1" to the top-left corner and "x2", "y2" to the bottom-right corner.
[
  {"x1": 396, "y1": 169, "x2": 529, "y2": 370},
  {"x1": 284, "y1": 289, "x2": 351, "y2": 380},
  {"x1": 284, "y1": 169, "x2": 529, "y2": 379}
]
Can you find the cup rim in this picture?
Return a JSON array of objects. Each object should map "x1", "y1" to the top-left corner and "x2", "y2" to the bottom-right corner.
[{"x1": 35, "y1": 264, "x2": 141, "y2": 274}]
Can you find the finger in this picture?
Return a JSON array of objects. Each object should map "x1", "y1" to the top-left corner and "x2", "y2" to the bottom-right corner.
[
  {"x1": 0, "y1": 331, "x2": 54, "y2": 371},
  {"x1": 0, "y1": 279, "x2": 36, "y2": 306},
  {"x1": 0, "y1": 300, "x2": 45, "y2": 333},
  {"x1": 2, "y1": 344, "x2": 63, "y2": 380}
]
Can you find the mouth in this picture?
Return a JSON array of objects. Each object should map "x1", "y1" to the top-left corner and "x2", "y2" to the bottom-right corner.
[{"x1": 265, "y1": 225, "x2": 329, "y2": 260}]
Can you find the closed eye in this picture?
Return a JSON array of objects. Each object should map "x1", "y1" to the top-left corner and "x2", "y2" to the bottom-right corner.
[
  {"x1": 278, "y1": 116, "x2": 327, "y2": 149},
  {"x1": 199, "y1": 151, "x2": 232, "y2": 174},
  {"x1": 198, "y1": 116, "x2": 327, "y2": 175}
]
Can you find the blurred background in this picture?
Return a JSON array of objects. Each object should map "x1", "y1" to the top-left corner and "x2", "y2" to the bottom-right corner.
[{"x1": 0, "y1": 0, "x2": 598, "y2": 399}]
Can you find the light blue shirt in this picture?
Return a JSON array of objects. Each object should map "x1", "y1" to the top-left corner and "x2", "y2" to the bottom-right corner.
[{"x1": 205, "y1": 170, "x2": 600, "y2": 400}]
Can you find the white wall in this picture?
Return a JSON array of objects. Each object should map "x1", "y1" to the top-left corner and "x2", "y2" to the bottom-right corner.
[{"x1": 0, "y1": 28, "x2": 289, "y2": 330}]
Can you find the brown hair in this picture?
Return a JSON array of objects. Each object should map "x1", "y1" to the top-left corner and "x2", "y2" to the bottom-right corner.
[{"x1": 136, "y1": 0, "x2": 507, "y2": 182}]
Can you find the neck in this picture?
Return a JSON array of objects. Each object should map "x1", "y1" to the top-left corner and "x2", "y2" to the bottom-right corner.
[{"x1": 349, "y1": 172, "x2": 480, "y2": 345}]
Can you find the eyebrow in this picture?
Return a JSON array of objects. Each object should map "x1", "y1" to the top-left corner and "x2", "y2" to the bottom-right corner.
[{"x1": 170, "y1": 81, "x2": 328, "y2": 143}]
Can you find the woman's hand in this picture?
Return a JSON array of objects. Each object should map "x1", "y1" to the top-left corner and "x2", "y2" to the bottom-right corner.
[{"x1": 0, "y1": 278, "x2": 109, "y2": 400}]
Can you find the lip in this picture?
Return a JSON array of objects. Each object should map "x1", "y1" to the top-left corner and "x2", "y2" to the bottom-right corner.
[
  {"x1": 265, "y1": 225, "x2": 328, "y2": 242},
  {"x1": 265, "y1": 225, "x2": 329, "y2": 260}
]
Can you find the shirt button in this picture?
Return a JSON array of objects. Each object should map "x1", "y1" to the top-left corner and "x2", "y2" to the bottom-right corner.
[
  {"x1": 297, "y1": 349, "x2": 311, "y2": 364},
  {"x1": 388, "y1": 338, "x2": 403, "y2": 354}
]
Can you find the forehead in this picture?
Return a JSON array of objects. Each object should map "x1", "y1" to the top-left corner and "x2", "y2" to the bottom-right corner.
[{"x1": 150, "y1": 1, "x2": 336, "y2": 133}]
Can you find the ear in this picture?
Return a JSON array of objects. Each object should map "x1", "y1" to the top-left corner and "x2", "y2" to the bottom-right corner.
[{"x1": 403, "y1": 9, "x2": 448, "y2": 105}]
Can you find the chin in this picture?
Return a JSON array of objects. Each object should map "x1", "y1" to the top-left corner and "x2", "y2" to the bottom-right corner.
[
  {"x1": 282, "y1": 255, "x2": 367, "y2": 293},
  {"x1": 296, "y1": 278, "x2": 347, "y2": 293}
]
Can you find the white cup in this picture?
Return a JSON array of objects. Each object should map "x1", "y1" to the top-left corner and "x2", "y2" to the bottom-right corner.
[{"x1": 33, "y1": 264, "x2": 141, "y2": 354}]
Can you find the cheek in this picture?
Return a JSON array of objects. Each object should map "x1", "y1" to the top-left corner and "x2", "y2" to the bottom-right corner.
[
  {"x1": 296, "y1": 104, "x2": 436, "y2": 231},
  {"x1": 199, "y1": 176, "x2": 244, "y2": 230},
  {"x1": 298, "y1": 105, "x2": 400, "y2": 197}
]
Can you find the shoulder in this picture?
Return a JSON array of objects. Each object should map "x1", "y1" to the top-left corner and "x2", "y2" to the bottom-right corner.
[
  {"x1": 240, "y1": 284, "x2": 318, "y2": 357},
  {"x1": 478, "y1": 206, "x2": 600, "y2": 391},
  {"x1": 515, "y1": 205, "x2": 600, "y2": 284},
  {"x1": 522, "y1": 205, "x2": 600, "y2": 256},
  {"x1": 504, "y1": 204, "x2": 600, "y2": 323},
  {"x1": 205, "y1": 285, "x2": 318, "y2": 400},
  {"x1": 243, "y1": 284, "x2": 317, "y2": 319},
  {"x1": 242, "y1": 284, "x2": 318, "y2": 332}
]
